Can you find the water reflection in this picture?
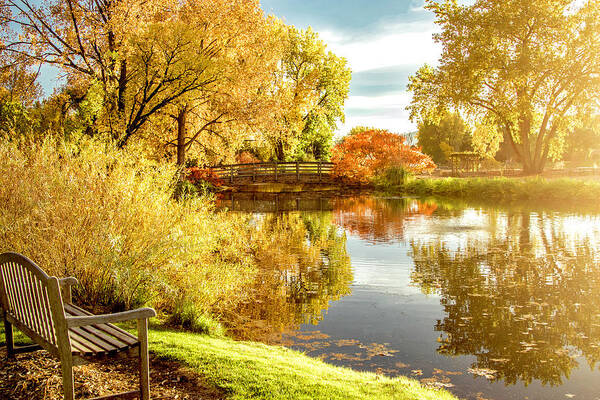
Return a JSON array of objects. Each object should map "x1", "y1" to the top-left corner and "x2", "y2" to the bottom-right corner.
[
  {"x1": 410, "y1": 211, "x2": 600, "y2": 386},
  {"x1": 224, "y1": 194, "x2": 600, "y2": 398},
  {"x1": 332, "y1": 196, "x2": 438, "y2": 243},
  {"x1": 226, "y1": 211, "x2": 352, "y2": 341}
]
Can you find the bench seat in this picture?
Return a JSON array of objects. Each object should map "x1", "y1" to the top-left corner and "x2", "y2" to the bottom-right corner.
[{"x1": 65, "y1": 304, "x2": 139, "y2": 358}]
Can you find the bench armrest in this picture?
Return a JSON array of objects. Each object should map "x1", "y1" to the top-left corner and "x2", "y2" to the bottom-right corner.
[
  {"x1": 65, "y1": 307, "x2": 156, "y2": 328},
  {"x1": 58, "y1": 277, "x2": 79, "y2": 303},
  {"x1": 58, "y1": 277, "x2": 79, "y2": 287}
]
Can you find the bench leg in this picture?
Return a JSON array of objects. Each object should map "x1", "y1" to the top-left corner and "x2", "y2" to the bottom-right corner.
[
  {"x1": 137, "y1": 318, "x2": 150, "y2": 400},
  {"x1": 3, "y1": 318, "x2": 14, "y2": 358},
  {"x1": 61, "y1": 359, "x2": 75, "y2": 400}
]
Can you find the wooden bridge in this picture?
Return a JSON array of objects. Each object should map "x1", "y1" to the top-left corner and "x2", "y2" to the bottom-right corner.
[{"x1": 210, "y1": 162, "x2": 335, "y2": 185}]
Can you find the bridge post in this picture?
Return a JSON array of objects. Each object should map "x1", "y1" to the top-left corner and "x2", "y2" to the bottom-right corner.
[
  {"x1": 318, "y1": 161, "x2": 322, "y2": 182},
  {"x1": 274, "y1": 162, "x2": 278, "y2": 182},
  {"x1": 230, "y1": 165, "x2": 233, "y2": 184},
  {"x1": 296, "y1": 161, "x2": 299, "y2": 182},
  {"x1": 252, "y1": 164, "x2": 256, "y2": 182}
]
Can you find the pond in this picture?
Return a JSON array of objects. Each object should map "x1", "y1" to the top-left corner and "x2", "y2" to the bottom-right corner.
[{"x1": 218, "y1": 193, "x2": 600, "y2": 400}]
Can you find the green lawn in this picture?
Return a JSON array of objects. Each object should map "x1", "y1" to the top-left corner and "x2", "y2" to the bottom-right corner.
[
  {"x1": 1, "y1": 323, "x2": 457, "y2": 399},
  {"x1": 401, "y1": 176, "x2": 600, "y2": 204},
  {"x1": 146, "y1": 327, "x2": 458, "y2": 400}
]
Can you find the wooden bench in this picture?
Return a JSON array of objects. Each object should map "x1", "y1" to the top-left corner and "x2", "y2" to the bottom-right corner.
[{"x1": 0, "y1": 252, "x2": 156, "y2": 399}]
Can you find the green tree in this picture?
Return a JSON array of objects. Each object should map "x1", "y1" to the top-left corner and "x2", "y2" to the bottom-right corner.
[
  {"x1": 417, "y1": 113, "x2": 471, "y2": 164},
  {"x1": 268, "y1": 27, "x2": 351, "y2": 161},
  {"x1": 408, "y1": 0, "x2": 600, "y2": 174}
]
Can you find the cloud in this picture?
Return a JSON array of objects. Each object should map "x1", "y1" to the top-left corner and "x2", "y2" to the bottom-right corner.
[
  {"x1": 336, "y1": 92, "x2": 415, "y2": 136},
  {"x1": 314, "y1": 18, "x2": 440, "y2": 137},
  {"x1": 345, "y1": 92, "x2": 412, "y2": 112},
  {"x1": 323, "y1": 22, "x2": 440, "y2": 72},
  {"x1": 350, "y1": 65, "x2": 418, "y2": 97}
]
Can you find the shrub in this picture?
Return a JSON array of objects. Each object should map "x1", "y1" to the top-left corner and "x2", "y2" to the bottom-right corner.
[
  {"x1": 186, "y1": 167, "x2": 224, "y2": 187},
  {"x1": 168, "y1": 301, "x2": 226, "y2": 336},
  {"x1": 331, "y1": 129, "x2": 435, "y2": 184},
  {"x1": 373, "y1": 166, "x2": 411, "y2": 189},
  {"x1": 0, "y1": 139, "x2": 256, "y2": 317}
]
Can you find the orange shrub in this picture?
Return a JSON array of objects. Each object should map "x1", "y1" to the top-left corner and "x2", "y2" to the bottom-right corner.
[
  {"x1": 331, "y1": 129, "x2": 436, "y2": 184},
  {"x1": 186, "y1": 167, "x2": 224, "y2": 187}
]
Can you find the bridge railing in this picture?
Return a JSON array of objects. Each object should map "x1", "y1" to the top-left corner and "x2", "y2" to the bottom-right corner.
[{"x1": 210, "y1": 161, "x2": 335, "y2": 184}]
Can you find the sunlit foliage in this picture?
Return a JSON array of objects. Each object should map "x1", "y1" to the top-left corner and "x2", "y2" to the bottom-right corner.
[
  {"x1": 331, "y1": 129, "x2": 436, "y2": 184},
  {"x1": 264, "y1": 27, "x2": 351, "y2": 162},
  {"x1": 417, "y1": 113, "x2": 472, "y2": 164},
  {"x1": 408, "y1": 0, "x2": 600, "y2": 173},
  {"x1": 0, "y1": 1, "x2": 350, "y2": 164}
]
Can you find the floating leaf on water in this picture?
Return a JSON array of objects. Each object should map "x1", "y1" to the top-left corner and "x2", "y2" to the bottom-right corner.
[
  {"x1": 420, "y1": 377, "x2": 454, "y2": 389},
  {"x1": 411, "y1": 369, "x2": 423, "y2": 376},
  {"x1": 467, "y1": 367, "x2": 497, "y2": 380},
  {"x1": 395, "y1": 362, "x2": 410, "y2": 368},
  {"x1": 327, "y1": 353, "x2": 365, "y2": 361},
  {"x1": 358, "y1": 343, "x2": 399, "y2": 358},
  {"x1": 294, "y1": 331, "x2": 330, "y2": 340},
  {"x1": 335, "y1": 339, "x2": 361, "y2": 347},
  {"x1": 433, "y1": 368, "x2": 463, "y2": 376}
]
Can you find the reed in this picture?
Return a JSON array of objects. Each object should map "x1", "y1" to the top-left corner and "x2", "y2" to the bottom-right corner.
[{"x1": 0, "y1": 139, "x2": 256, "y2": 320}]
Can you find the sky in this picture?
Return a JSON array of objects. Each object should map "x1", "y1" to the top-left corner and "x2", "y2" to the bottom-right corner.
[{"x1": 260, "y1": 0, "x2": 441, "y2": 136}]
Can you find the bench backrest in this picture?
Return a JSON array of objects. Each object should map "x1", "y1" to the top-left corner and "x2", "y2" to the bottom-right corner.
[{"x1": 0, "y1": 252, "x2": 60, "y2": 346}]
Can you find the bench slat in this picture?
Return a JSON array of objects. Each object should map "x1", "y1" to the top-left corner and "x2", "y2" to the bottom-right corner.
[
  {"x1": 25, "y1": 269, "x2": 44, "y2": 338},
  {"x1": 79, "y1": 324, "x2": 133, "y2": 350},
  {"x1": 11, "y1": 262, "x2": 33, "y2": 332},
  {"x1": 69, "y1": 330, "x2": 107, "y2": 354},
  {"x1": 0, "y1": 252, "x2": 155, "y2": 399},
  {"x1": 70, "y1": 326, "x2": 119, "y2": 354},
  {"x1": 40, "y1": 282, "x2": 57, "y2": 344},
  {"x1": 33, "y1": 276, "x2": 54, "y2": 344},
  {"x1": 69, "y1": 338, "x2": 87, "y2": 355},
  {"x1": 64, "y1": 304, "x2": 138, "y2": 345},
  {"x1": 63, "y1": 304, "x2": 139, "y2": 356}
]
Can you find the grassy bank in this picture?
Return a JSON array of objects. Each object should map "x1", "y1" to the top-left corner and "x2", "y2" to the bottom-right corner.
[
  {"x1": 2, "y1": 324, "x2": 457, "y2": 400},
  {"x1": 145, "y1": 327, "x2": 457, "y2": 400},
  {"x1": 397, "y1": 176, "x2": 600, "y2": 203}
]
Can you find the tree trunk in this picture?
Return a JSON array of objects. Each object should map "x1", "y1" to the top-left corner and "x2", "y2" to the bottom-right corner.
[
  {"x1": 176, "y1": 107, "x2": 188, "y2": 166},
  {"x1": 275, "y1": 140, "x2": 285, "y2": 161},
  {"x1": 507, "y1": 124, "x2": 547, "y2": 175},
  {"x1": 117, "y1": 60, "x2": 127, "y2": 113}
]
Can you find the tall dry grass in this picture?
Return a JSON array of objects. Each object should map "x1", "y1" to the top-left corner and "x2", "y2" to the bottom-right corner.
[{"x1": 0, "y1": 139, "x2": 255, "y2": 318}]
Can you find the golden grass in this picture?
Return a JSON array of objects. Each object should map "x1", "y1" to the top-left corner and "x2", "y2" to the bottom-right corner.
[{"x1": 0, "y1": 139, "x2": 256, "y2": 319}]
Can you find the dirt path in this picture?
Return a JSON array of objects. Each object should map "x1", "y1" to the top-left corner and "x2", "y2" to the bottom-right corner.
[{"x1": 0, "y1": 348, "x2": 225, "y2": 399}]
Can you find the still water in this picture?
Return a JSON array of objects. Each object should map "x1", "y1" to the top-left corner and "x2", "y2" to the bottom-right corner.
[{"x1": 219, "y1": 194, "x2": 600, "y2": 400}]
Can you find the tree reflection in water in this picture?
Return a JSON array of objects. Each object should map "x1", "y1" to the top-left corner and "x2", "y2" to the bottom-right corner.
[
  {"x1": 333, "y1": 196, "x2": 437, "y2": 243},
  {"x1": 226, "y1": 211, "x2": 352, "y2": 341},
  {"x1": 410, "y1": 211, "x2": 600, "y2": 386}
]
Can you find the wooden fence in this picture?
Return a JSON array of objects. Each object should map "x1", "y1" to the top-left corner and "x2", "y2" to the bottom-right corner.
[{"x1": 210, "y1": 162, "x2": 335, "y2": 184}]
